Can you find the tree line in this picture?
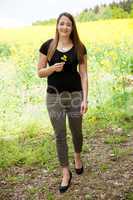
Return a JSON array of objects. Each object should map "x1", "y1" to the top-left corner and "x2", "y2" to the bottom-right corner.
[{"x1": 32, "y1": 0, "x2": 133, "y2": 25}]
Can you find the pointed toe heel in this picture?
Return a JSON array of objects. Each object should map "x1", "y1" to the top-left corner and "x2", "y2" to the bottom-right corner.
[
  {"x1": 59, "y1": 170, "x2": 72, "y2": 193},
  {"x1": 75, "y1": 165, "x2": 84, "y2": 175}
]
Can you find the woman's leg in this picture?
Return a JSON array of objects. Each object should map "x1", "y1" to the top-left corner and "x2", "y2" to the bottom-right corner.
[
  {"x1": 46, "y1": 93, "x2": 71, "y2": 186},
  {"x1": 67, "y1": 91, "x2": 83, "y2": 168},
  {"x1": 46, "y1": 93, "x2": 69, "y2": 167}
]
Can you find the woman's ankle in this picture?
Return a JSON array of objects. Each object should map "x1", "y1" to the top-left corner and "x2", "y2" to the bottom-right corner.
[
  {"x1": 61, "y1": 166, "x2": 70, "y2": 175},
  {"x1": 74, "y1": 152, "x2": 81, "y2": 160}
]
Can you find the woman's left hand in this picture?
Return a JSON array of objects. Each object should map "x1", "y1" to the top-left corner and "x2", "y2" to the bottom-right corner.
[{"x1": 80, "y1": 101, "x2": 88, "y2": 115}]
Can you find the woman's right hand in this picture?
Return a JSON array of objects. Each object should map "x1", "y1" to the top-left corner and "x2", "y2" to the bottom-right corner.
[{"x1": 53, "y1": 62, "x2": 65, "y2": 72}]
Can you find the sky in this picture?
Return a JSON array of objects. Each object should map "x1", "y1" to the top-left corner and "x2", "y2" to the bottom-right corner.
[{"x1": 0, "y1": 0, "x2": 120, "y2": 28}]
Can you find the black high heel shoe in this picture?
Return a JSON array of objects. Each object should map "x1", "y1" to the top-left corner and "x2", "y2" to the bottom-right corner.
[
  {"x1": 59, "y1": 170, "x2": 72, "y2": 193},
  {"x1": 74, "y1": 160, "x2": 84, "y2": 175},
  {"x1": 75, "y1": 165, "x2": 84, "y2": 175}
]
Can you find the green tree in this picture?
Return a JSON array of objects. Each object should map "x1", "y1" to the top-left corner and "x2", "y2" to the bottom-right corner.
[
  {"x1": 76, "y1": 9, "x2": 97, "y2": 22},
  {"x1": 97, "y1": 6, "x2": 113, "y2": 20},
  {"x1": 111, "y1": 6, "x2": 129, "y2": 18},
  {"x1": 129, "y1": 3, "x2": 133, "y2": 17}
]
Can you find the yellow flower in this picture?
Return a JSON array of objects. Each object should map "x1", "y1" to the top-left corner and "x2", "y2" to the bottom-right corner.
[{"x1": 61, "y1": 55, "x2": 67, "y2": 62}]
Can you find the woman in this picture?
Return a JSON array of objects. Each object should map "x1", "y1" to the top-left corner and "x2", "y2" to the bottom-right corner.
[{"x1": 37, "y1": 12, "x2": 88, "y2": 193}]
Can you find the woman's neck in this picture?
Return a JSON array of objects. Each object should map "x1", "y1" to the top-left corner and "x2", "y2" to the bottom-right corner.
[
  {"x1": 57, "y1": 36, "x2": 73, "y2": 52},
  {"x1": 58, "y1": 37, "x2": 72, "y2": 45}
]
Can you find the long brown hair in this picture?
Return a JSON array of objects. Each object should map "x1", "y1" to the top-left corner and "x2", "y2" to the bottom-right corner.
[{"x1": 47, "y1": 12, "x2": 85, "y2": 64}]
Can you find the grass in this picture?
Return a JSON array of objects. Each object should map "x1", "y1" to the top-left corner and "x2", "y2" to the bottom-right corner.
[
  {"x1": 125, "y1": 192, "x2": 133, "y2": 200},
  {"x1": 98, "y1": 163, "x2": 110, "y2": 172},
  {"x1": 104, "y1": 135, "x2": 128, "y2": 144},
  {"x1": 110, "y1": 147, "x2": 133, "y2": 160},
  {"x1": 0, "y1": 133, "x2": 58, "y2": 170}
]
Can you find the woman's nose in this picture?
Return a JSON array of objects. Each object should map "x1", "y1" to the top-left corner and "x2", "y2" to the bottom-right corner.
[{"x1": 62, "y1": 25, "x2": 67, "y2": 29}]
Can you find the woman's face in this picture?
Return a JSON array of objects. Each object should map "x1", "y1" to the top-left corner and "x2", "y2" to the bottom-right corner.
[{"x1": 57, "y1": 15, "x2": 72, "y2": 37}]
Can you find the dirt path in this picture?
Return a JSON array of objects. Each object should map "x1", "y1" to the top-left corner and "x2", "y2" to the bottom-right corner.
[{"x1": 0, "y1": 130, "x2": 133, "y2": 200}]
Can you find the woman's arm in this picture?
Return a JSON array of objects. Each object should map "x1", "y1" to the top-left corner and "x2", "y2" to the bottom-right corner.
[
  {"x1": 37, "y1": 53, "x2": 65, "y2": 78},
  {"x1": 79, "y1": 54, "x2": 88, "y2": 114},
  {"x1": 37, "y1": 53, "x2": 54, "y2": 77}
]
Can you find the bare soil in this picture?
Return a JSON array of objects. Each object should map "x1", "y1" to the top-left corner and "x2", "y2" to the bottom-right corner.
[{"x1": 0, "y1": 129, "x2": 133, "y2": 200}]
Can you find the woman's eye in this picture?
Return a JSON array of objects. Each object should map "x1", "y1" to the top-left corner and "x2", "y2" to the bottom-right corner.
[{"x1": 59, "y1": 22, "x2": 71, "y2": 27}]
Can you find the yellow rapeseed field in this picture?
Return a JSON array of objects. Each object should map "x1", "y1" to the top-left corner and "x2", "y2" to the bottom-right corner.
[{"x1": 0, "y1": 18, "x2": 133, "y2": 46}]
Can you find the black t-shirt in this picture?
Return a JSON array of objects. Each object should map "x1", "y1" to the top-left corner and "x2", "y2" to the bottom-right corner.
[{"x1": 39, "y1": 38, "x2": 87, "y2": 93}]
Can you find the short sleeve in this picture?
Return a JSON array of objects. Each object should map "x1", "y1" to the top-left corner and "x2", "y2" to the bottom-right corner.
[{"x1": 39, "y1": 39, "x2": 53, "y2": 55}]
